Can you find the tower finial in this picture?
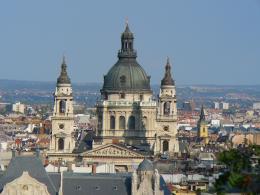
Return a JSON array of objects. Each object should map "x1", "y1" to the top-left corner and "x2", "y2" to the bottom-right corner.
[
  {"x1": 124, "y1": 17, "x2": 131, "y2": 33},
  {"x1": 62, "y1": 55, "x2": 66, "y2": 64}
]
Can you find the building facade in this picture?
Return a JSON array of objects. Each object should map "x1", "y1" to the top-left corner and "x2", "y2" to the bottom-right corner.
[
  {"x1": 96, "y1": 24, "x2": 179, "y2": 156},
  {"x1": 12, "y1": 102, "x2": 25, "y2": 114}
]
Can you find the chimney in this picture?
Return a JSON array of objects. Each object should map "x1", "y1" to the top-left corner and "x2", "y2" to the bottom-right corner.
[
  {"x1": 67, "y1": 162, "x2": 73, "y2": 172},
  {"x1": 58, "y1": 158, "x2": 62, "y2": 173},
  {"x1": 44, "y1": 156, "x2": 49, "y2": 166},
  {"x1": 92, "y1": 163, "x2": 97, "y2": 174},
  {"x1": 12, "y1": 149, "x2": 16, "y2": 158},
  {"x1": 36, "y1": 146, "x2": 40, "y2": 158}
]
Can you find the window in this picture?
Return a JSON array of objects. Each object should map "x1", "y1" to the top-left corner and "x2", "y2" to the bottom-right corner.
[
  {"x1": 128, "y1": 116, "x2": 135, "y2": 130},
  {"x1": 110, "y1": 116, "x2": 115, "y2": 129},
  {"x1": 140, "y1": 94, "x2": 143, "y2": 101},
  {"x1": 104, "y1": 93, "x2": 108, "y2": 100},
  {"x1": 119, "y1": 116, "x2": 125, "y2": 129},
  {"x1": 129, "y1": 42, "x2": 132, "y2": 49},
  {"x1": 59, "y1": 100, "x2": 66, "y2": 113},
  {"x1": 58, "y1": 138, "x2": 64, "y2": 151},
  {"x1": 142, "y1": 116, "x2": 147, "y2": 129},
  {"x1": 75, "y1": 185, "x2": 81, "y2": 191},
  {"x1": 120, "y1": 75, "x2": 126, "y2": 88},
  {"x1": 163, "y1": 102, "x2": 171, "y2": 115},
  {"x1": 163, "y1": 140, "x2": 169, "y2": 152},
  {"x1": 120, "y1": 93, "x2": 125, "y2": 99}
]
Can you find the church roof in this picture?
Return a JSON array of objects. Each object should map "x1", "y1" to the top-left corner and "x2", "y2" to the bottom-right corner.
[
  {"x1": 62, "y1": 172, "x2": 131, "y2": 195},
  {"x1": 0, "y1": 155, "x2": 58, "y2": 195},
  {"x1": 0, "y1": 154, "x2": 171, "y2": 195},
  {"x1": 102, "y1": 23, "x2": 151, "y2": 93}
]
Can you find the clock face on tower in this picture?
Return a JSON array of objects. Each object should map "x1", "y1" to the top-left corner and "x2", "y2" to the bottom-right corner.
[
  {"x1": 59, "y1": 124, "x2": 64, "y2": 129},
  {"x1": 163, "y1": 125, "x2": 169, "y2": 131}
]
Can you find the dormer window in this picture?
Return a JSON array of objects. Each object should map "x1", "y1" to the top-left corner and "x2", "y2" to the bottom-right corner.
[
  {"x1": 75, "y1": 185, "x2": 81, "y2": 191},
  {"x1": 120, "y1": 75, "x2": 126, "y2": 84},
  {"x1": 120, "y1": 93, "x2": 125, "y2": 99}
]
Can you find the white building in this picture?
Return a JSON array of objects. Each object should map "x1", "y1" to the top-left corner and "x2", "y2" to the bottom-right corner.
[
  {"x1": 220, "y1": 102, "x2": 229, "y2": 110},
  {"x1": 12, "y1": 102, "x2": 25, "y2": 114},
  {"x1": 211, "y1": 119, "x2": 220, "y2": 127},
  {"x1": 214, "y1": 102, "x2": 219, "y2": 109}
]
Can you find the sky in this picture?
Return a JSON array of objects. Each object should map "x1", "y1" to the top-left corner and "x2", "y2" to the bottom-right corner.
[{"x1": 0, "y1": 0, "x2": 259, "y2": 85}]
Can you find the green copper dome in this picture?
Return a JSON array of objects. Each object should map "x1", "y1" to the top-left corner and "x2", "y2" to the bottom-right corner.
[{"x1": 102, "y1": 24, "x2": 151, "y2": 93}]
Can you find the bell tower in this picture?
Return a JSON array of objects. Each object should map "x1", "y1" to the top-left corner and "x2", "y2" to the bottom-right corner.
[
  {"x1": 50, "y1": 57, "x2": 75, "y2": 153},
  {"x1": 197, "y1": 105, "x2": 209, "y2": 144},
  {"x1": 156, "y1": 58, "x2": 178, "y2": 156}
]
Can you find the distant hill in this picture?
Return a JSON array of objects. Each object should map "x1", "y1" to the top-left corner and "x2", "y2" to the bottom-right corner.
[{"x1": 0, "y1": 79, "x2": 260, "y2": 107}]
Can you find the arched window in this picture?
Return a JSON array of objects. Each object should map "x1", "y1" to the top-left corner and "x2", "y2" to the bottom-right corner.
[
  {"x1": 163, "y1": 102, "x2": 171, "y2": 116},
  {"x1": 163, "y1": 140, "x2": 169, "y2": 152},
  {"x1": 142, "y1": 116, "x2": 147, "y2": 129},
  {"x1": 119, "y1": 116, "x2": 125, "y2": 129},
  {"x1": 58, "y1": 138, "x2": 64, "y2": 151},
  {"x1": 110, "y1": 116, "x2": 115, "y2": 129},
  {"x1": 129, "y1": 42, "x2": 132, "y2": 50},
  {"x1": 128, "y1": 116, "x2": 135, "y2": 130},
  {"x1": 59, "y1": 100, "x2": 66, "y2": 113}
]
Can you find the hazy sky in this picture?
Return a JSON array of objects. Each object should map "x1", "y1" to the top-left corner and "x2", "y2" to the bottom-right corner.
[{"x1": 0, "y1": 0, "x2": 259, "y2": 85}]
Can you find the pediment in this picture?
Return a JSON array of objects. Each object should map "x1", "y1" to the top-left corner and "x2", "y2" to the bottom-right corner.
[
  {"x1": 81, "y1": 144, "x2": 144, "y2": 158},
  {"x1": 54, "y1": 132, "x2": 67, "y2": 138}
]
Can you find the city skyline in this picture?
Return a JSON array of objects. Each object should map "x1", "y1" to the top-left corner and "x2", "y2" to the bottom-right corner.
[{"x1": 0, "y1": 0, "x2": 259, "y2": 85}]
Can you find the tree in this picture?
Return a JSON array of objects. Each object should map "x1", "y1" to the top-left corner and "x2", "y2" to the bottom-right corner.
[{"x1": 214, "y1": 145, "x2": 260, "y2": 194}]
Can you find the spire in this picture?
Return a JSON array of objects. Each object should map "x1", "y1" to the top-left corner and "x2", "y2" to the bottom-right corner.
[
  {"x1": 199, "y1": 105, "x2": 206, "y2": 121},
  {"x1": 118, "y1": 20, "x2": 137, "y2": 59},
  {"x1": 161, "y1": 57, "x2": 175, "y2": 86},
  {"x1": 57, "y1": 56, "x2": 71, "y2": 84},
  {"x1": 124, "y1": 17, "x2": 131, "y2": 33}
]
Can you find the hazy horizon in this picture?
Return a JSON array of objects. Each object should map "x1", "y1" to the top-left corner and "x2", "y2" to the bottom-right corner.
[{"x1": 0, "y1": 1, "x2": 259, "y2": 85}]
